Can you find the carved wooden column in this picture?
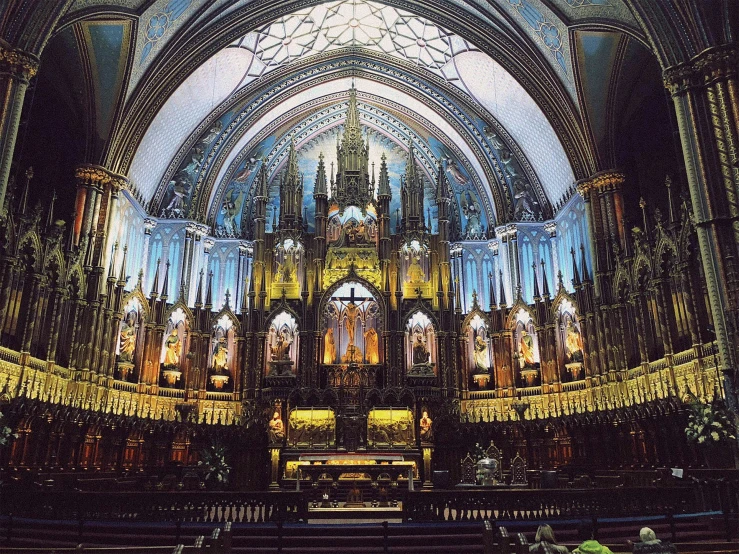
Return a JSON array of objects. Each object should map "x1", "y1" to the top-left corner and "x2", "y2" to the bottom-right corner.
[
  {"x1": 664, "y1": 45, "x2": 739, "y2": 401},
  {"x1": 0, "y1": 45, "x2": 38, "y2": 213}
]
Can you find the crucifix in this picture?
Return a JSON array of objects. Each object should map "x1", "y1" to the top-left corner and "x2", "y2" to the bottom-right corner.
[{"x1": 334, "y1": 287, "x2": 373, "y2": 346}]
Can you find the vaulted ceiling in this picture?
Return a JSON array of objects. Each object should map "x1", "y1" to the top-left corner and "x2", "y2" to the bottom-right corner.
[{"x1": 12, "y1": 0, "x2": 679, "y2": 229}]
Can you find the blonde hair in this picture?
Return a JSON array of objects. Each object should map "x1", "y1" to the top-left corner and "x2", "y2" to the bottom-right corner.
[{"x1": 536, "y1": 524, "x2": 557, "y2": 544}]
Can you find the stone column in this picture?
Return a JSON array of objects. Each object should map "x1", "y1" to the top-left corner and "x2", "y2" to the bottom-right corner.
[
  {"x1": 0, "y1": 45, "x2": 39, "y2": 213},
  {"x1": 664, "y1": 45, "x2": 739, "y2": 400}
]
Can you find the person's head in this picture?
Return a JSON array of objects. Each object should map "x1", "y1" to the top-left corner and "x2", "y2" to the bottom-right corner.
[
  {"x1": 639, "y1": 528, "x2": 659, "y2": 544},
  {"x1": 535, "y1": 524, "x2": 557, "y2": 544},
  {"x1": 577, "y1": 521, "x2": 594, "y2": 541},
  {"x1": 272, "y1": 411, "x2": 280, "y2": 420}
]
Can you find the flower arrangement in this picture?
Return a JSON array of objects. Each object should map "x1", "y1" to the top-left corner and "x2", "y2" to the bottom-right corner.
[
  {"x1": 471, "y1": 442, "x2": 488, "y2": 462},
  {"x1": 198, "y1": 440, "x2": 231, "y2": 487},
  {"x1": 685, "y1": 397, "x2": 736, "y2": 445}
]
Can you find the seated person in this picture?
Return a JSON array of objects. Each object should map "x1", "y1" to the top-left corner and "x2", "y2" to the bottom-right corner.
[
  {"x1": 530, "y1": 524, "x2": 569, "y2": 554},
  {"x1": 632, "y1": 528, "x2": 677, "y2": 554},
  {"x1": 573, "y1": 521, "x2": 613, "y2": 554}
]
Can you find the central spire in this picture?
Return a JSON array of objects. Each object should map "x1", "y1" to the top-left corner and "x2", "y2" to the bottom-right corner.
[{"x1": 328, "y1": 85, "x2": 374, "y2": 215}]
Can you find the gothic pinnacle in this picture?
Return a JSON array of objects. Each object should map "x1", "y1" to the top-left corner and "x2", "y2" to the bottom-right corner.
[{"x1": 314, "y1": 152, "x2": 327, "y2": 196}]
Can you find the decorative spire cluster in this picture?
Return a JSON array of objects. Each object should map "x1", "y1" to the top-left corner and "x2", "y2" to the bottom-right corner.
[{"x1": 329, "y1": 86, "x2": 375, "y2": 214}]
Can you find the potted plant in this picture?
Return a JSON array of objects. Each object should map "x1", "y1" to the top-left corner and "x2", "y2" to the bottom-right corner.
[{"x1": 198, "y1": 440, "x2": 231, "y2": 489}]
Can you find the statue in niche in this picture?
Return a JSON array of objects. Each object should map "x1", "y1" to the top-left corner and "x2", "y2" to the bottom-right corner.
[
  {"x1": 512, "y1": 178, "x2": 541, "y2": 221},
  {"x1": 461, "y1": 190, "x2": 483, "y2": 239},
  {"x1": 518, "y1": 330, "x2": 536, "y2": 369},
  {"x1": 268, "y1": 411, "x2": 285, "y2": 443},
  {"x1": 364, "y1": 328, "x2": 379, "y2": 364},
  {"x1": 275, "y1": 254, "x2": 296, "y2": 283},
  {"x1": 162, "y1": 172, "x2": 191, "y2": 217},
  {"x1": 565, "y1": 321, "x2": 584, "y2": 363},
  {"x1": 270, "y1": 330, "x2": 292, "y2": 361},
  {"x1": 218, "y1": 187, "x2": 245, "y2": 238},
  {"x1": 323, "y1": 328, "x2": 336, "y2": 364},
  {"x1": 118, "y1": 311, "x2": 137, "y2": 363},
  {"x1": 407, "y1": 255, "x2": 425, "y2": 283},
  {"x1": 474, "y1": 333, "x2": 490, "y2": 372},
  {"x1": 212, "y1": 337, "x2": 228, "y2": 372},
  {"x1": 164, "y1": 329, "x2": 181, "y2": 368},
  {"x1": 412, "y1": 333, "x2": 430, "y2": 365},
  {"x1": 419, "y1": 411, "x2": 433, "y2": 442}
]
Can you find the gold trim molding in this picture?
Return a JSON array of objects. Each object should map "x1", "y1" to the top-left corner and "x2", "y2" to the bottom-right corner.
[
  {"x1": 0, "y1": 44, "x2": 39, "y2": 81},
  {"x1": 576, "y1": 170, "x2": 625, "y2": 197},
  {"x1": 664, "y1": 44, "x2": 739, "y2": 96},
  {"x1": 75, "y1": 164, "x2": 129, "y2": 193}
]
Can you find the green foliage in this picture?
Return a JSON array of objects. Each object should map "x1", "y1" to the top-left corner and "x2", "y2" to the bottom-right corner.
[
  {"x1": 685, "y1": 397, "x2": 736, "y2": 445},
  {"x1": 198, "y1": 440, "x2": 231, "y2": 486},
  {"x1": 0, "y1": 410, "x2": 17, "y2": 447}
]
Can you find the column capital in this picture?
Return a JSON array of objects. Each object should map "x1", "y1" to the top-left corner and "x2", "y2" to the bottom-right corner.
[
  {"x1": 0, "y1": 45, "x2": 39, "y2": 82},
  {"x1": 74, "y1": 164, "x2": 129, "y2": 192},
  {"x1": 576, "y1": 170, "x2": 625, "y2": 197},
  {"x1": 664, "y1": 44, "x2": 739, "y2": 96}
]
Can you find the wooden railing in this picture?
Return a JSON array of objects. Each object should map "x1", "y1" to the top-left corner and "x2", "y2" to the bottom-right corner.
[
  {"x1": 0, "y1": 490, "x2": 307, "y2": 524},
  {"x1": 403, "y1": 487, "x2": 698, "y2": 522}
]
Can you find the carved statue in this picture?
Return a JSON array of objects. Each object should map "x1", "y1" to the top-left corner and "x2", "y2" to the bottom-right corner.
[
  {"x1": 164, "y1": 329, "x2": 181, "y2": 368},
  {"x1": 474, "y1": 334, "x2": 490, "y2": 372},
  {"x1": 212, "y1": 337, "x2": 228, "y2": 372},
  {"x1": 364, "y1": 328, "x2": 379, "y2": 364},
  {"x1": 519, "y1": 330, "x2": 536, "y2": 368},
  {"x1": 268, "y1": 411, "x2": 285, "y2": 443},
  {"x1": 461, "y1": 190, "x2": 483, "y2": 239},
  {"x1": 275, "y1": 255, "x2": 296, "y2": 283},
  {"x1": 118, "y1": 312, "x2": 136, "y2": 363},
  {"x1": 412, "y1": 333, "x2": 430, "y2": 365},
  {"x1": 565, "y1": 321, "x2": 584, "y2": 362},
  {"x1": 446, "y1": 158, "x2": 468, "y2": 185},
  {"x1": 323, "y1": 328, "x2": 336, "y2": 364},
  {"x1": 270, "y1": 330, "x2": 292, "y2": 361},
  {"x1": 218, "y1": 187, "x2": 245, "y2": 237},
  {"x1": 340, "y1": 301, "x2": 360, "y2": 346},
  {"x1": 407, "y1": 255, "x2": 425, "y2": 283},
  {"x1": 419, "y1": 410, "x2": 433, "y2": 442}
]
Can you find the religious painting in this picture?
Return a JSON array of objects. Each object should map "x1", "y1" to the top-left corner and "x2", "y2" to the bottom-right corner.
[
  {"x1": 322, "y1": 280, "x2": 381, "y2": 365},
  {"x1": 367, "y1": 408, "x2": 414, "y2": 447},
  {"x1": 160, "y1": 307, "x2": 188, "y2": 388},
  {"x1": 405, "y1": 311, "x2": 436, "y2": 376},
  {"x1": 287, "y1": 408, "x2": 336, "y2": 447},
  {"x1": 514, "y1": 308, "x2": 540, "y2": 387},
  {"x1": 266, "y1": 311, "x2": 299, "y2": 376}
]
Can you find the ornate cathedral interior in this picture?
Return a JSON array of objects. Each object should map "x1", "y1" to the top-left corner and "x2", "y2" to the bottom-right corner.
[{"x1": 0, "y1": 0, "x2": 738, "y2": 552}]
